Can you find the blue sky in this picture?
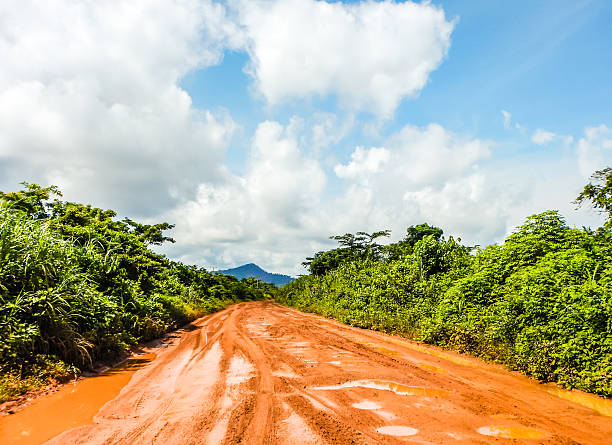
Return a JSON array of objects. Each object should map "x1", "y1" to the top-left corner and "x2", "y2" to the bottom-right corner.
[
  {"x1": 184, "y1": 1, "x2": 612, "y2": 140},
  {"x1": 1, "y1": 0, "x2": 611, "y2": 274}
]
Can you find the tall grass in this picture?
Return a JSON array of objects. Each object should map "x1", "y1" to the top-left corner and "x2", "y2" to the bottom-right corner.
[{"x1": 0, "y1": 195, "x2": 275, "y2": 402}]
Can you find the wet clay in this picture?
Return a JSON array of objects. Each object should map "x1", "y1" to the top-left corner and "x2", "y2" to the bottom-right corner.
[{"x1": 0, "y1": 354, "x2": 155, "y2": 445}]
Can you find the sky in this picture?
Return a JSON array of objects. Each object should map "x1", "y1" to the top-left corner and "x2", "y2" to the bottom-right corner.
[{"x1": 1, "y1": 0, "x2": 611, "y2": 275}]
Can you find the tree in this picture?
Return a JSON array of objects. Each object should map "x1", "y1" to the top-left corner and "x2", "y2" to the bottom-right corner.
[
  {"x1": 575, "y1": 167, "x2": 612, "y2": 229},
  {"x1": 303, "y1": 230, "x2": 391, "y2": 275},
  {"x1": 384, "y1": 223, "x2": 444, "y2": 261},
  {"x1": 405, "y1": 223, "x2": 443, "y2": 245},
  {"x1": 0, "y1": 182, "x2": 61, "y2": 219}
]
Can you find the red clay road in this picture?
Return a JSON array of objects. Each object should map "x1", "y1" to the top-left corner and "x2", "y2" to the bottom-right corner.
[{"x1": 40, "y1": 302, "x2": 612, "y2": 443}]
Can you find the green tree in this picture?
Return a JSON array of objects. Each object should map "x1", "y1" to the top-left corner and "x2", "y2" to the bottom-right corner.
[
  {"x1": 303, "y1": 230, "x2": 391, "y2": 275},
  {"x1": 0, "y1": 182, "x2": 61, "y2": 219},
  {"x1": 575, "y1": 167, "x2": 612, "y2": 229},
  {"x1": 384, "y1": 223, "x2": 444, "y2": 261}
]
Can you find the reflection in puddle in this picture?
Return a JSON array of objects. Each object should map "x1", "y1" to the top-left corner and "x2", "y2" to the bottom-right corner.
[
  {"x1": 354, "y1": 339, "x2": 401, "y2": 357},
  {"x1": 352, "y1": 401, "x2": 382, "y2": 410},
  {"x1": 314, "y1": 380, "x2": 450, "y2": 397},
  {"x1": 375, "y1": 410, "x2": 397, "y2": 421},
  {"x1": 477, "y1": 426, "x2": 546, "y2": 439},
  {"x1": 370, "y1": 345, "x2": 401, "y2": 356},
  {"x1": 544, "y1": 386, "x2": 612, "y2": 417},
  {"x1": 382, "y1": 337, "x2": 478, "y2": 367},
  {"x1": 376, "y1": 426, "x2": 419, "y2": 437},
  {"x1": 417, "y1": 362, "x2": 447, "y2": 373},
  {"x1": 0, "y1": 354, "x2": 155, "y2": 445}
]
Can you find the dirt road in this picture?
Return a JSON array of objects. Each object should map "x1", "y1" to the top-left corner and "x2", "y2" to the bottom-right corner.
[{"x1": 40, "y1": 301, "x2": 612, "y2": 444}]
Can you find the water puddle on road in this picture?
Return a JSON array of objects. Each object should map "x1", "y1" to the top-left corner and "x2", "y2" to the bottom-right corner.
[
  {"x1": 376, "y1": 426, "x2": 419, "y2": 437},
  {"x1": 477, "y1": 426, "x2": 546, "y2": 439},
  {"x1": 314, "y1": 380, "x2": 449, "y2": 397},
  {"x1": 416, "y1": 362, "x2": 447, "y2": 374},
  {"x1": 352, "y1": 401, "x2": 382, "y2": 410},
  {"x1": 543, "y1": 386, "x2": 612, "y2": 417},
  {"x1": 370, "y1": 345, "x2": 401, "y2": 356},
  {"x1": 0, "y1": 354, "x2": 156, "y2": 445}
]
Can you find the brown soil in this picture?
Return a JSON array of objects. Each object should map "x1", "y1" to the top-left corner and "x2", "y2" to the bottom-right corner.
[{"x1": 1, "y1": 301, "x2": 611, "y2": 444}]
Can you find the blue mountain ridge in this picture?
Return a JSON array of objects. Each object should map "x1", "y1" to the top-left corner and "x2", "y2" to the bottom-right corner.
[{"x1": 215, "y1": 263, "x2": 294, "y2": 286}]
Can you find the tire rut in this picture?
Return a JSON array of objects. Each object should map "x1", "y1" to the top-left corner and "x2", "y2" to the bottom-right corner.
[{"x1": 4, "y1": 301, "x2": 609, "y2": 445}]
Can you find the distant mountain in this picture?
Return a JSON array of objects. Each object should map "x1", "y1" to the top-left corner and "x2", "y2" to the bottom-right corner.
[{"x1": 215, "y1": 263, "x2": 294, "y2": 286}]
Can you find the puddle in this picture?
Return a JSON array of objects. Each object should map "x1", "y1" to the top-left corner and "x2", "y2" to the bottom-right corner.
[
  {"x1": 380, "y1": 336, "x2": 612, "y2": 417},
  {"x1": 477, "y1": 426, "x2": 547, "y2": 439},
  {"x1": 382, "y1": 337, "x2": 478, "y2": 368},
  {"x1": 303, "y1": 394, "x2": 334, "y2": 412},
  {"x1": 326, "y1": 359, "x2": 363, "y2": 367},
  {"x1": 370, "y1": 345, "x2": 401, "y2": 356},
  {"x1": 352, "y1": 401, "x2": 382, "y2": 410},
  {"x1": 375, "y1": 410, "x2": 397, "y2": 421},
  {"x1": 280, "y1": 409, "x2": 321, "y2": 444},
  {"x1": 252, "y1": 321, "x2": 271, "y2": 325},
  {"x1": 417, "y1": 362, "x2": 447, "y2": 373},
  {"x1": 354, "y1": 339, "x2": 401, "y2": 357},
  {"x1": 314, "y1": 380, "x2": 450, "y2": 397},
  {"x1": 0, "y1": 354, "x2": 155, "y2": 445},
  {"x1": 208, "y1": 353, "x2": 255, "y2": 445},
  {"x1": 226, "y1": 354, "x2": 255, "y2": 385},
  {"x1": 288, "y1": 342, "x2": 311, "y2": 347},
  {"x1": 544, "y1": 386, "x2": 612, "y2": 417},
  {"x1": 376, "y1": 426, "x2": 419, "y2": 437}
]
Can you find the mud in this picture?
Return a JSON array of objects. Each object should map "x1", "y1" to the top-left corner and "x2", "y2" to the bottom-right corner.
[{"x1": 1, "y1": 301, "x2": 611, "y2": 444}]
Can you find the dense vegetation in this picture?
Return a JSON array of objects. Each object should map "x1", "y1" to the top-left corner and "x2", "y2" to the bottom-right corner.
[
  {"x1": 280, "y1": 168, "x2": 612, "y2": 397},
  {"x1": 0, "y1": 183, "x2": 276, "y2": 402}
]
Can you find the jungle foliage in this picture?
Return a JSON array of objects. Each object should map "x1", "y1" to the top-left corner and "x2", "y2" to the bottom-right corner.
[
  {"x1": 280, "y1": 168, "x2": 612, "y2": 397},
  {"x1": 0, "y1": 183, "x2": 276, "y2": 402}
]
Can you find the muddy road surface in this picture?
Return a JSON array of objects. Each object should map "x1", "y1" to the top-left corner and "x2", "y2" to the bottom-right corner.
[{"x1": 13, "y1": 302, "x2": 612, "y2": 444}]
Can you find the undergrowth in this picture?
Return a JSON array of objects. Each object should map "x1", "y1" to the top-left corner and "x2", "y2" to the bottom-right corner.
[
  {"x1": 279, "y1": 211, "x2": 612, "y2": 397},
  {"x1": 0, "y1": 183, "x2": 277, "y2": 402}
]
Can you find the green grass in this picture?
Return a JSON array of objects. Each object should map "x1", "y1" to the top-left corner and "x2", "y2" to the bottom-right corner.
[{"x1": 0, "y1": 184, "x2": 278, "y2": 402}]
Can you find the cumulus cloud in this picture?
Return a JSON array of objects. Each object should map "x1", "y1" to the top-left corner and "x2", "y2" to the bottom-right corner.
[
  {"x1": 331, "y1": 123, "x2": 499, "y2": 244},
  {"x1": 335, "y1": 147, "x2": 390, "y2": 179},
  {"x1": 233, "y1": 0, "x2": 455, "y2": 116},
  {"x1": 162, "y1": 119, "x2": 608, "y2": 275},
  {"x1": 0, "y1": 0, "x2": 240, "y2": 216},
  {"x1": 576, "y1": 124, "x2": 612, "y2": 177},
  {"x1": 531, "y1": 129, "x2": 556, "y2": 145},
  {"x1": 165, "y1": 119, "x2": 327, "y2": 273},
  {"x1": 311, "y1": 112, "x2": 355, "y2": 150}
]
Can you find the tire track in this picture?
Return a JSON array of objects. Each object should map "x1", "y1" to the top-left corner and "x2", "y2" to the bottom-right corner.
[{"x1": 4, "y1": 301, "x2": 608, "y2": 445}]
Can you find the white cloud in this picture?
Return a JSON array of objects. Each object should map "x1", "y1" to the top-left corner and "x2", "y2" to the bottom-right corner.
[
  {"x1": 165, "y1": 119, "x2": 327, "y2": 274},
  {"x1": 531, "y1": 128, "x2": 556, "y2": 145},
  {"x1": 576, "y1": 124, "x2": 612, "y2": 177},
  {"x1": 334, "y1": 147, "x2": 390, "y2": 179},
  {"x1": 163, "y1": 120, "x2": 609, "y2": 275},
  {"x1": 233, "y1": 0, "x2": 455, "y2": 116},
  {"x1": 501, "y1": 109, "x2": 512, "y2": 129},
  {"x1": 0, "y1": 0, "x2": 240, "y2": 216},
  {"x1": 332, "y1": 123, "x2": 498, "y2": 244},
  {"x1": 311, "y1": 112, "x2": 355, "y2": 150}
]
